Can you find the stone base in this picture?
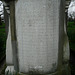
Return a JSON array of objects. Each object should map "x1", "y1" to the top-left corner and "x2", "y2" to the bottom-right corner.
[
  {"x1": 5, "y1": 66, "x2": 15, "y2": 75},
  {"x1": 19, "y1": 64, "x2": 71, "y2": 75},
  {"x1": 5, "y1": 64, "x2": 71, "y2": 75}
]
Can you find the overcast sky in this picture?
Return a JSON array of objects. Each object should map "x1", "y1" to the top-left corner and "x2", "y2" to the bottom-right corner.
[
  {"x1": 68, "y1": 0, "x2": 75, "y2": 18},
  {"x1": 0, "y1": 1, "x2": 3, "y2": 15}
]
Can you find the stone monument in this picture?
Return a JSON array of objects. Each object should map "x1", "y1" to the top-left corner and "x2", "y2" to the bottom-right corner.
[{"x1": 2, "y1": 0, "x2": 71, "y2": 75}]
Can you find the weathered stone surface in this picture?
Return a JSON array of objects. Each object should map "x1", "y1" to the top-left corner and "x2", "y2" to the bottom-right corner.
[
  {"x1": 63, "y1": 12, "x2": 70, "y2": 62},
  {"x1": 5, "y1": 66, "x2": 15, "y2": 75},
  {"x1": 15, "y1": 0, "x2": 60, "y2": 73},
  {"x1": 4, "y1": 6, "x2": 9, "y2": 36},
  {"x1": 6, "y1": 18, "x2": 13, "y2": 65},
  {"x1": 5, "y1": 0, "x2": 70, "y2": 74},
  {"x1": 5, "y1": 64, "x2": 71, "y2": 75}
]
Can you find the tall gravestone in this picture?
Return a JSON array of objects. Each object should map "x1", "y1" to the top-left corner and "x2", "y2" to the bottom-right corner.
[{"x1": 4, "y1": 0, "x2": 71, "y2": 75}]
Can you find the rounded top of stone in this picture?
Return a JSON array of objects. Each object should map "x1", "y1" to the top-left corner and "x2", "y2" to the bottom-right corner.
[
  {"x1": 66, "y1": 0, "x2": 71, "y2": 1},
  {"x1": 1, "y1": 0, "x2": 71, "y2": 3}
]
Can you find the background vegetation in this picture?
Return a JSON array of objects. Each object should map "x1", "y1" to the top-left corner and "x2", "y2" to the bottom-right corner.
[
  {"x1": 67, "y1": 21, "x2": 75, "y2": 51},
  {"x1": 0, "y1": 22, "x2": 6, "y2": 60},
  {"x1": 67, "y1": 21, "x2": 75, "y2": 75}
]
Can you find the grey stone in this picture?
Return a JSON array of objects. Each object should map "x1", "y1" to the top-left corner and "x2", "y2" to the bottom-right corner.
[{"x1": 5, "y1": 0, "x2": 70, "y2": 74}]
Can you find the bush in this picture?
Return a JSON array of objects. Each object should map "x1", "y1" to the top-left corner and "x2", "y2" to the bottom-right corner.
[
  {"x1": 67, "y1": 21, "x2": 75, "y2": 51},
  {"x1": 0, "y1": 23, "x2": 6, "y2": 58}
]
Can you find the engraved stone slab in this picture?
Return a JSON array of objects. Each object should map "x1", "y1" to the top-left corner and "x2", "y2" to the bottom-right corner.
[{"x1": 15, "y1": 0, "x2": 59, "y2": 73}]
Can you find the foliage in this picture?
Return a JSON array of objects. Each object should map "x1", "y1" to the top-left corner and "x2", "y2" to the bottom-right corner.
[
  {"x1": 0, "y1": 22, "x2": 6, "y2": 58},
  {"x1": 67, "y1": 21, "x2": 75, "y2": 51},
  {"x1": 67, "y1": 21, "x2": 75, "y2": 75},
  {"x1": 68, "y1": 21, "x2": 75, "y2": 26},
  {"x1": 0, "y1": 22, "x2": 6, "y2": 28}
]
